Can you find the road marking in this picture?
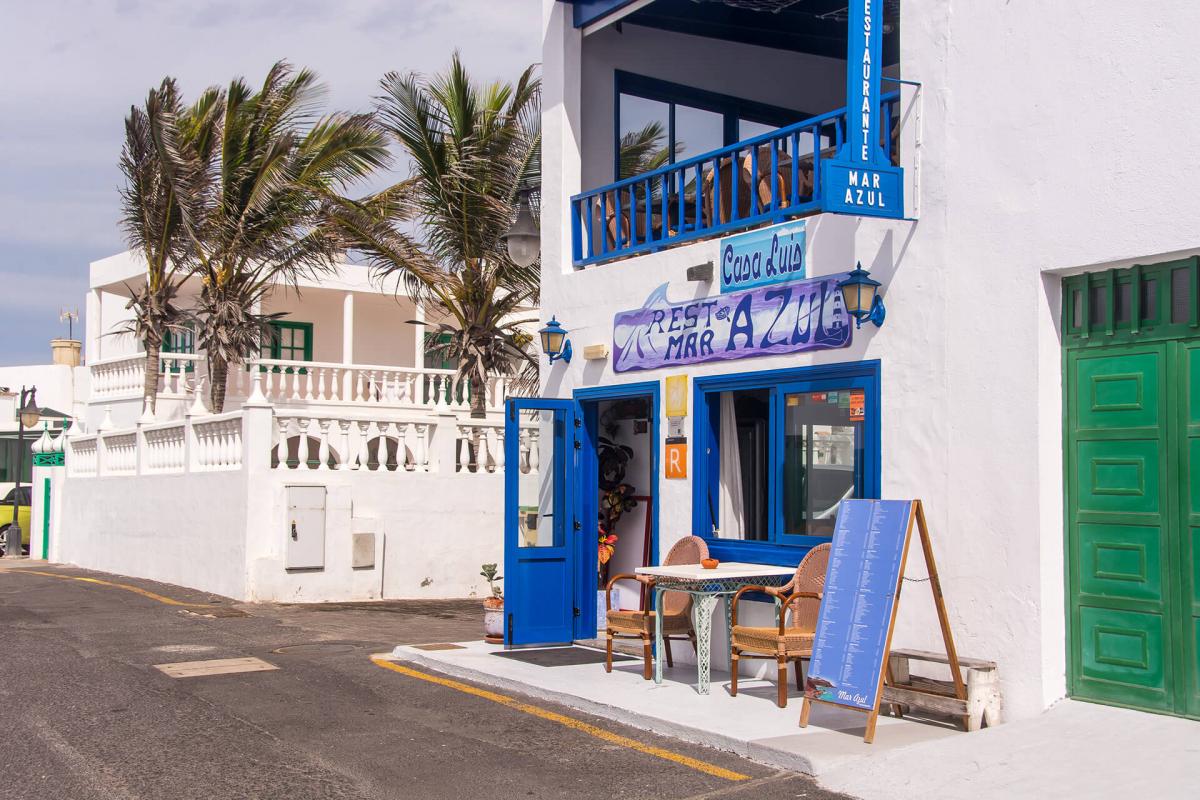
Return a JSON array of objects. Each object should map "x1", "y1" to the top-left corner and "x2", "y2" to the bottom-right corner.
[
  {"x1": 17, "y1": 570, "x2": 217, "y2": 608},
  {"x1": 155, "y1": 657, "x2": 278, "y2": 678},
  {"x1": 370, "y1": 656, "x2": 749, "y2": 782}
]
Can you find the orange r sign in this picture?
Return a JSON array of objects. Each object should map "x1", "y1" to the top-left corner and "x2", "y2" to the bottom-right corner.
[{"x1": 665, "y1": 438, "x2": 687, "y2": 479}]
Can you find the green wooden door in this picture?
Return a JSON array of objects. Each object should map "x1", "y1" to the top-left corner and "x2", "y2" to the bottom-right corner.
[
  {"x1": 1066, "y1": 340, "x2": 1200, "y2": 718},
  {"x1": 1176, "y1": 340, "x2": 1200, "y2": 717}
]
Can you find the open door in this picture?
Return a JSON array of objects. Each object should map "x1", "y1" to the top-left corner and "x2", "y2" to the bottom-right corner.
[{"x1": 504, "y1": 398, "x2": 579, "y2": 646}]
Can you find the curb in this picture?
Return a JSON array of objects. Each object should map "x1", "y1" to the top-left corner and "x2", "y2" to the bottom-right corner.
[{"x1": 386, "y1": 646, "x2": 817, "y2": 775}]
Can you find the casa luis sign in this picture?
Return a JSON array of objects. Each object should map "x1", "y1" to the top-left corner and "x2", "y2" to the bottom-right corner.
[
  {"x1": 719, "y1": 220, "x2": 806, "y2": 294},
  {"x1": 612, "y1": 275, "x2": 852, "y2": 373}
]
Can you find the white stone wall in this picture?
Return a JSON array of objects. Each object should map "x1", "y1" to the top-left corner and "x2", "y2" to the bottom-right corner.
[{"x1": 541, "y1": 0, "x2": 1200, "y2": 721}]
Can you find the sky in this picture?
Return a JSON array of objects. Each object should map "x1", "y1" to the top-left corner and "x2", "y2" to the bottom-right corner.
[{"x1": 0, "y1": 0, "x2": 542, "y2": 366}]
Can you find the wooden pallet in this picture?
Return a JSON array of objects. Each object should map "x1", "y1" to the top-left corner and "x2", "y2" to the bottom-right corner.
[{"x1": 883, "y1": 648, "x2": 1001, "y2": 731}]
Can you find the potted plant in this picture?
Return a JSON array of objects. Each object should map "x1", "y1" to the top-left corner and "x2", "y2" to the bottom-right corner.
[{"x1": 480, "y1": 563, "x2": 504, "y2": 644}]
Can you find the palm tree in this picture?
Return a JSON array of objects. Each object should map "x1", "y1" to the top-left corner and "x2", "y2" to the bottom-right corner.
[
  {"x1": 117, "y1": 77, "x2": 194, "y2": 414},
  {"x1": 327, "y1": 54, "x2": 541, "y2": 418},
  {"x1": 170, "y1": 62, "x2": 390, "y2": 412}
]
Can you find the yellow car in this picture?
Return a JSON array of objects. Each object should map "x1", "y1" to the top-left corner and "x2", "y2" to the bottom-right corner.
[{"x1": 0, "y1": 486, "x2": 32, "y2": 556}]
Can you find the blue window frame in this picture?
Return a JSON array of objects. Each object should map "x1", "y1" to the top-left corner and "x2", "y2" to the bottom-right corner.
[
  {"x1": 614, "y1": 71, "x2": 808, "y2": 181},
  {"x1": 692, "y1": 360, "x2": 881, "y2": 566}
]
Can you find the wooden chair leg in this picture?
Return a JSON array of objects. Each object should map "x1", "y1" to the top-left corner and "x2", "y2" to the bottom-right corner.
[
  {"x1": 663, "y1": 636, "x2": 674, "y2": 668},
  {"x1": 777, "y1": 658, "x2": 788, "y2": 708},
  {"x1": 794, "y1": 657, "x2": 804, "y2": 691},
  {"x1": 730, "y1": 649, "x2": 739, "y2": 697},
  {"x1": 641, "y1": 637, "x2": 652, "y2": 680},
  {"x1": 605, "y1": 631, "x2": 613, "y2": 674}
]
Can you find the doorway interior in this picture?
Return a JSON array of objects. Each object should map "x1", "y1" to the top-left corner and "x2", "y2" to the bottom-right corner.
[{"x1": 577, "y1": 383, "x2": 661, "y2": 640}]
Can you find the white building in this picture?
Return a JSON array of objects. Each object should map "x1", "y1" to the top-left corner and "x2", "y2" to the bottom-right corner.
[
  {"x1": 494, "y1": 0, "x2": 1200, "y2": 727},
  {"x1": 37, "y1": 250, "x2": 538, "y2": 603}
]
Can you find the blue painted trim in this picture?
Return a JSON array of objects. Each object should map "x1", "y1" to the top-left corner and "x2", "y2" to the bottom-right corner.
[
  {"x1": 691, "y1": 360, "x2": 882, "y2": 568},
  {"x1": 574, "y1": 381, "x2": 661, "y2": 636},
  {"x1": 569, "y1": 0, "x2": 641, "y2": 28}
]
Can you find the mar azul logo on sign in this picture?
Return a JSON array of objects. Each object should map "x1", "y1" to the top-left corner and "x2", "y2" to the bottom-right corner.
[{"x1": 719, "y1": 220, "x2": 807, "y2": 294}]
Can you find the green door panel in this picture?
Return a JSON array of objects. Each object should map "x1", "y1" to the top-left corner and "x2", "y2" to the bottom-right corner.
[
  {"x1": 1078, "y1": 606, "x2": 1168, "y2": 699},
  {"x1": 1077, "y1": 523, "x2": 1163, "y2": 603},
  {"x1": 1075, "y1": 441, "x2": 1160, "y2": 515},
  {"x1": 1074, "y1": 350, "x2": 1161, "y2": 430}
]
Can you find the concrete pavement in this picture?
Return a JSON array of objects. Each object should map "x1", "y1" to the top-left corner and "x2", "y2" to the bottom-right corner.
[{"x1": 0, "y1": 560, "x2": 846, "y2": 800}]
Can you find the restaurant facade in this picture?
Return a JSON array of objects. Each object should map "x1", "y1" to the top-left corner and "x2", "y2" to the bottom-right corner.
[{"x1": 504, "y1": 0, "x2": 1200, "y2": 724}]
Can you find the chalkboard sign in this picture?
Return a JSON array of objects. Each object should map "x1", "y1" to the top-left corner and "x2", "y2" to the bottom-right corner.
[{"x1": 805, "y1": 499, "x2": 914, "y2": 712}]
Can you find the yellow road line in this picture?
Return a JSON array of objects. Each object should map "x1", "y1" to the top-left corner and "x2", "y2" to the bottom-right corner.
[
  {"x1": 16, "y1": 570, "x2": 215, "y2": 608},
  {"x1": 370, "y1": 656, "x2": 749, "y2": 782}
]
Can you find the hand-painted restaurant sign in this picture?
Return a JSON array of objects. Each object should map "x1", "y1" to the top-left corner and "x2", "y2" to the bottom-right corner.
[
  {"x1": 821, "y1": 0, "x2": 903, "y2": 219},
  {"x1": 719, "y1": 220, "x2": 806, "y2": 294},
  {"x1": 613, "y1": 276, "x2": 851, "y2": 373}
]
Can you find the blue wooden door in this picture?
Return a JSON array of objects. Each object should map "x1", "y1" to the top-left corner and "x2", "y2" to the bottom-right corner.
[{"x1": 504, "y1": 398, "x2": 579, "y2": 646}]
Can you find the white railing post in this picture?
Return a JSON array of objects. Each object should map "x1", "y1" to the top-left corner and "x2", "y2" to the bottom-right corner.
[
  {"x1": 241, "y1": 393, "x2": 274, "y2": 474},
  {"x1": 430, "y1": 414, "x2": 458, "y2": 473}
]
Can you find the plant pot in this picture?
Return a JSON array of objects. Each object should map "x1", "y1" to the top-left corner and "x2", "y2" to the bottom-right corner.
[{"x1": 483, "y1": 598, "x2": 504, "y2": 643}]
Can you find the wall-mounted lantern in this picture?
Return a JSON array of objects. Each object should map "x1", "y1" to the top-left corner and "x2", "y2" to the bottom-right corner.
[
  {"x1": 504, "y1": 189, "x2": 540, "y2": 268},
  {"x1": 838, "y1": 263, "x2": 886, "y2": 329},
  {"x1": 539, "y1": 317, "x2": 572, "y2": 364}
]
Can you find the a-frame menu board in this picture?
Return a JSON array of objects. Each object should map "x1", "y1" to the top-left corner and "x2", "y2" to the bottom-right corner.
[{"x1": 800, "y1": 499, "x2": 963, "y2": 743}]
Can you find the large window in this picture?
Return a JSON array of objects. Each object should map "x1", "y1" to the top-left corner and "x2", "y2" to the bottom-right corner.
[
  {"x1": 614, "y1": 71, "x2": 806, "y2": 181},
  {"x1": 694, "y1": 362, "x2": 880, "y2": 564}
]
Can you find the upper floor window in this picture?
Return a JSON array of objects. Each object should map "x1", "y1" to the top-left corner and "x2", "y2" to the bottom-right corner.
[
  {"x1": 614, "y1": 71, "x2": 806, "y2": 181},
  {"x1": 268, "y1": 321, "x2": 313, "y2": 363}
]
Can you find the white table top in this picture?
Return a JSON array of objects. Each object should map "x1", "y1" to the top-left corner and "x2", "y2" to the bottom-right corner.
[{"x1": 635, "y1": 562, "x2": 795, "y2": 581}]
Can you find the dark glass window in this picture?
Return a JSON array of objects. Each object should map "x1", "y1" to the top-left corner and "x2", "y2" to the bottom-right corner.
[
  {"x1": 1089, "y1": 285, "x2": 1107, "y2": 326},
  {"x1": 1141, "y1": 278, "x2": 1158, "y2": 321},
  {"x1": 1114, "y1": 282, "x2": 1132, "y2": 324},
  {"x1": 1171, "y1": 268, "x2": 1191, "y2": 324}
]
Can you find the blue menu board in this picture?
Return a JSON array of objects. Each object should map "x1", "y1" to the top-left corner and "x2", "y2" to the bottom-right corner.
[{"x1": 805, "y1": 499, "x2": 913, "y2": 711}]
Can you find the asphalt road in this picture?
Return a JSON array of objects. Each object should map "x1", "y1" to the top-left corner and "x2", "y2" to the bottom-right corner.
[{"x1": 0, "y1": 561, "x2": 850, "y2": 800}]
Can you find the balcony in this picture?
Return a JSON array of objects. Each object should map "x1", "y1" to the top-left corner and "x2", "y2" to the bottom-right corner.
[{"x1": 570, "y1": 92, "x2": 900, "y2": 268}]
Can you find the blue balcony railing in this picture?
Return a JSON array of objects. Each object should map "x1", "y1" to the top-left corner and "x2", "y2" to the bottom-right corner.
[{"x1": 570, "y1": 91, "x2": 900, "y2": 267}]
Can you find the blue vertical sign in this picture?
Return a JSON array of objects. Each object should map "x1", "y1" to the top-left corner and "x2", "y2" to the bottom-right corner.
[
  {"x1": 822, "y1": 0, "x2": 904, "y2": 219},
  {"x1": 805, "y1": 499, "x2": 913, "y2": 711}
]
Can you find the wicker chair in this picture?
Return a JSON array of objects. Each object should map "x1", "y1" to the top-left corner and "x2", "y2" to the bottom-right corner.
[
  {"x1": 604, "y1": 535, "x2": 710, "y2": 679},
  {"x1": 728, "y1": 542, "x2": 831, "y2": 707}
]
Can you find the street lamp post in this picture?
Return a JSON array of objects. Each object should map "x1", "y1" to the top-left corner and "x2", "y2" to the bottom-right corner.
[{"x1": 5, "y1": 386, "x2": 40, "y2": 558}]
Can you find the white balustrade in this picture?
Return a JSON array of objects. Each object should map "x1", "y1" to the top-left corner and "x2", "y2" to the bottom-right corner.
[
  {"x1": 90, "y1": 354, "x2": 147, "y2": 399},
  {"x1": 142, "y1": 422, "x2": 187, "y2": 473},
  {"x1": 455, "y1": 423, "x2": 505, "y2": 473},
  {"x1": 100, "y1": 432, "x2": 138, "y2": 475},
  {"x1": 67, "y1": 436, "x2": 99, "y2": 477},
  {"x1": 191, "y1": 413, "x2": 244, "y2": 471},
  {"x1": 233, "y1": 360, "x2": 510, "y2": 414},
  {"x1": 270, "y1": 413, "x2": 431, "y2": 472},
  {"x1": 90, "y1": 352, "x2": 207, "y2": 400}
]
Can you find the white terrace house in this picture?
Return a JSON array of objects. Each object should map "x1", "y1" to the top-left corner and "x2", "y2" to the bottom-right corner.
[{"x1": 37, "y1": 250, "x2": 539, "y2": 603}]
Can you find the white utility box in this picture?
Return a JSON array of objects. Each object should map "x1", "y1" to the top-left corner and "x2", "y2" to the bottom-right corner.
[{"x1": 286, "y1": 485, "x2": 326, "y2": 570}]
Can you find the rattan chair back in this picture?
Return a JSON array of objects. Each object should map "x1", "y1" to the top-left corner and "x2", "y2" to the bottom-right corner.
[
  {"x1": 784, "y1": 542, "x2": 831, "y2": 631},
  {"x1": 660, "y1": 535, "x2": 709, "y2": 616}
]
